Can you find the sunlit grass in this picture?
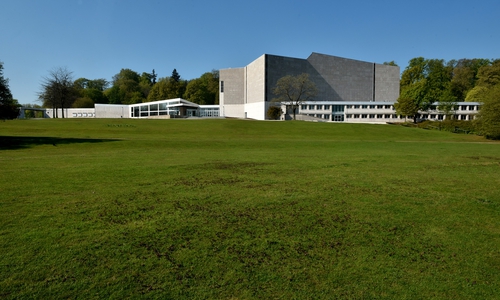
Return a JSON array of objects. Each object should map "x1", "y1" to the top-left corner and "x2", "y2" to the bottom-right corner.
[{"x1": 1, "y1": 118, "x2": 499, "y2": 299}]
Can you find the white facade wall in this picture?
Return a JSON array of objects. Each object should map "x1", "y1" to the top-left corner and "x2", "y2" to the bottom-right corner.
[
  {"x1": 45, "y1": 108, "x2": 96, "y2": 118},
  {"x1": 95, "y1": 104, "x2": 130, "y2": 118},
  {"x1": 296, "y1": 101, "x2": 481, "y2": 124},
  {"x1": 244, "y1": 102, "x2": 266, "y2": 120},
  {"x1": 222, "y1": 104, "x2": 245, "y2": 119}
]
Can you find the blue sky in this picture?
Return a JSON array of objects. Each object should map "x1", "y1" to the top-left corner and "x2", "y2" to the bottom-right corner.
[{"x1": 1, "y1": 0, "x2": 499, "y2": 105}]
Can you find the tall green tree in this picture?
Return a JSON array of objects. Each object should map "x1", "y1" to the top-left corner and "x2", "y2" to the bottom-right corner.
[
  {"x1": 105, "y1": 68, "x2": 145, "y2": 104},
  {"x1": 147, "y1": 77, "x2": 170, "y2": 102},
  {"x1": 73, "y1": 78, "x2": 109, "y2": 107},
  {"x1": 168, "y1": 69, "x2": 187, "y2": 99},
  {"x1": 272, "y1": 73, "x2": 317, "y2": 120},
  {"x1": 397, "y1": 57, "x2": 457, "y2": 122},
  {"x1": 450, "y1": 59, "x2": 490, "y2": 102},
  {"x1": 171, "y1": 69, "x2": 181, "y2": 83},
  {"x1": 184, "y1": 70, "x2": 219, "y2": 105},
  {"x1": 465, "y1": 60, "x2": 500, "y2": 101},
  {"x1": 394, "y1": 97, "x2": 419, "y2": 122},
  {"x1": 475, "y1": 84, "x2": 500, "y2": 139},
  {"x1": 469, "y1": 60, "x2": 500, "y2": 139},
  {"x1": 0, "y1": 61, "x2": 20, "y2": 119}
]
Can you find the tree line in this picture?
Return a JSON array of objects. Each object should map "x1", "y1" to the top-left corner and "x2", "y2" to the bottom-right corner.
[
  {"x1": 0, "y1": 61, "x2": 20, "y2": 119},
  {"x1": 1, "y1": 57, "x2": 499, "y2": 138},
  {"x1": 394, "y1": 57, "x2": 500, "y2": 138},
  {"x1": 37, "y1": 67, "x2": 220, "y2": 117}
]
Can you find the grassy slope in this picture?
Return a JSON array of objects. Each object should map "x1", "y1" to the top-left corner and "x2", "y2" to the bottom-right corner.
[{"x1": 1, "y1": 119, "x2": 499, "y2": 299}]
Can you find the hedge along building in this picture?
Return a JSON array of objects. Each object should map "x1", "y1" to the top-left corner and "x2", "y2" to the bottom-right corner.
[{"x1": 219, "y1": 52, "x2": 401, "y2": 121}]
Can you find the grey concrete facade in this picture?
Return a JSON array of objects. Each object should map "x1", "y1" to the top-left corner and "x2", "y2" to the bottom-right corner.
[{"x1": 220, "y1": 52, "x2": 400, "y2": 120}]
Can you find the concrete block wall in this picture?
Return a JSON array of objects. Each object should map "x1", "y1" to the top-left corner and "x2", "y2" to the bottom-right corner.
[
  {"x1": 246, "y1": 55, "x2": 266, "y2": 104},
  {"x1": 220, "y1": 68, "x2": 245, "y2": 105},
  {"x1": 306, "y1": 53, "x2": 375, "y2": 101},
  {"x1": 375, "y1": 64, "x2": 400, "y2": 101},
  {"x1": 266, "y1": 55, "x2": 311, "y2": 102}
]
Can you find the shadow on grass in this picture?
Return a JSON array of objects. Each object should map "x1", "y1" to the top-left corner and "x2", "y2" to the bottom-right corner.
[{"x1": 0, "y1": 136, "x2": 120, "y2": 150}]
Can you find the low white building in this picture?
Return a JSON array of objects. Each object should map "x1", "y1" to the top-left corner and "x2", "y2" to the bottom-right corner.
[
  {"x1": 279, "y1": 101, "x2": 481, "y2": 123},
  {"x1": 27, "y1": 98, "x2": 220, "y2": 119}
]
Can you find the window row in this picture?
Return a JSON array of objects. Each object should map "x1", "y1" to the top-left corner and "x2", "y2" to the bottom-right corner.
[
  {"x1": 456, "y1": 105, "x2": 479, "y2": 111},
  {"x1": 346, "y1": 114, "x2": 401, "y2": 119},
  {"x1": 346, "y1": 105, "x2": 393, "y2": 110},
  {"x1": 72, "y1": 113, "x2": 94, "y2": 118},
  {"x1": 301, "y1": 104, "x2": 395, "y2": 110},
  {"x1": 418, "y1": 114, "x2": 476, "y2": 120},
  {"x1": 302, "y1": 105, "x2": 331, "y2": 110},
  {"x1": 300, "y1": 105, "x2": 345, "y2": 112},
  {"x1": 307, "y1": 114, "x2": 331, "y2": 120},
  {"x1": 200, "y1": 109, "x2": 220, "y2": 117}
]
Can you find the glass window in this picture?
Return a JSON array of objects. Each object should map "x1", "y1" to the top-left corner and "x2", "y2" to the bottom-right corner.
[
  {"x1": 377, "y1": 114, "x2": 382, "y2": 118},
  {"x1": 333, "y1": 115, "x2": 344, "y2": 122},
  {"x1": 385, "y1": 105, "x2": 391, "y2": 109},
  {"x1": 332, "y1": 105, "x2": 344, "y2": 112},
  {"x1": 346, "y1": 114, "x2": 352, "y2": 118},
  {"x1": 369, "y1": 105, "x2": 375, "y2": 109},
  {"x1": 150, "y1": 104, "x2": 158, "y2": 111},
  {"x1": 317, "y1": 105, "x2": 322, "y2": 110},
  {"x1": 301, "y1": 105, "x2": 307, "y2": 110},
  {"x1": 362, "y1": 105, "x2": 368, "y2": 109},
  {"x1": 369, "y1": 114, "x2": 375, "y2": 118},
  {"x1": 362, "y1": 114, "x2": 367, "y2": 118},
  {"x1": 220, "y1": 81, "x2": 224, "y2": 93},
  {"x1": 324, "y1": 105, "x2": 330, "y2": 110},
  {"x1": 309, "y1": 105, "x2": 314, "y2": 110},
  {"x1": 377, "y1": 105, "x2": 383, "y2": 109},
  {"x1": 354, "y1": 105, "x2": 360, "y2": 109}
]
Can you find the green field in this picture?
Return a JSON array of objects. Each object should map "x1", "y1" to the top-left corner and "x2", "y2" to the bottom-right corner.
[{"x1": 1, "y1": 119, "x2": 499, "y2": 299}]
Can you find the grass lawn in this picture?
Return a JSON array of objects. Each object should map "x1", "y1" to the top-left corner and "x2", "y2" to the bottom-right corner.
[{"x1": 1, "y1": 118, "x2": 499, "y2": 299}]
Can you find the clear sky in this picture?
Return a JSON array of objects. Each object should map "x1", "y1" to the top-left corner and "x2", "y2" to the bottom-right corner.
[{"x1": 1, "y1": 0, "x2": 499, "y2": 105}]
